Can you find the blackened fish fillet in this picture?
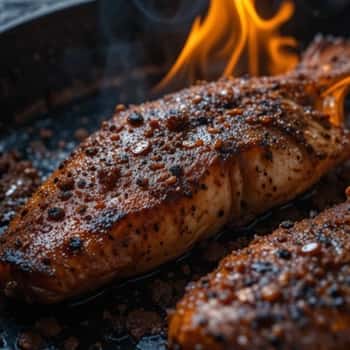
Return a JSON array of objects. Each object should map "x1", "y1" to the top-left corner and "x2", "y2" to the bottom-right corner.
[
  {"x1": 169, "y1": 200, "x2": 350, "y2": 350},
  {"x1": 0, "y1": 36, "x2": 350, "y2": 303}
]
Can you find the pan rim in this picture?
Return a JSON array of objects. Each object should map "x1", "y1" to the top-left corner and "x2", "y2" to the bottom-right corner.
[{"x1": 0, "y1": 0, "x2": 94, "y2": 34}]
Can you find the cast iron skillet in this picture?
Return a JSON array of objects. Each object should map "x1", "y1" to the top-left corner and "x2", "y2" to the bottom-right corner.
[{"x1": 1, "y1": 1, "x2": 350, "y2": 349}]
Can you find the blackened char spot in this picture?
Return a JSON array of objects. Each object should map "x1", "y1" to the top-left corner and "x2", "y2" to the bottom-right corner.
[
  {"x1": 251, "y1": 261, "x2": 277, "y2": 274},
  {"x1": 276, "y1": 249, "x2": 291, "y2": 260},
  {"x1": 2, "y1": 249, "x2": 52, "y2": 274},
  {"x1": 47, "y1": 207, "x2": 65, "y2": 221},
  {"x1": 166, "y1": 114, "x2": 188, "y2": 132},
  {"x1": 128, "y1": 112, "x2": 144, "y2": 126},
  {"x1": 88, "y1": 209, "x2": 127, "y2": 234},
  {"x1": 69, "y1": 237, "x2": 83, "y2": 252},
  {"x1": 169, "y1": 165, "x2": 183, "y2": 177}
]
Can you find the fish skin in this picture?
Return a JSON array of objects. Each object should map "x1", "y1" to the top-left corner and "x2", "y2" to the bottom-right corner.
[
  {"x1": 1, "y1": 36, "x2": 350, "y2": 303},
  {"x1": 169, "y1": 201, "x2": 350, "y2": 350}
]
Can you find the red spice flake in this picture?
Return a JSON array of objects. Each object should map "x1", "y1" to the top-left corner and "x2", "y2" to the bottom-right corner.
[
  {"x1": 207, "y1": 127, "x2": 220, "y2": 134},
  {"x1": 158, "y1": 173, "x2": 170, "y2": 182},
  {"x1": 151, "y1": 154, "x2": 162, "y2": 161},
  {"x1": 272, "y1": 324, "x2": 284, "y2": 338},
  {"x1": 166, "y1": 115, "x2": 188, "y2": 132},
  {"x1": 259, "y1": 115, "x2": 273, "y2": 125},
  {"x1": 35, "y1": 317, "x2": 62, "y2": 337},
  {"x1": 216, "y1": 115, "x2": 226, "y2": 123},
  {"x1": 261, "y1": 283, "x2": 282, "y2": 302},
  {"x1": 236, "y1": 262, "x2": 245, "y2": 273},
  {"x1": 149, "y1": 162, "x2": 165, "y2": 170},
  {"x1": 114, "y1": 124, "x2": 124, "y2": 133},
  {"x1": 183, "y1": 139, "x2": 204, "y2": 149},
  {"x1": 149, "y1": 119, "x2": 160, "y2": 129},
  {"x1": 115, "y1": 104, "x2": 126, "y2": 112},
  {"x1": 182, "y1": 140, "x2": 196, "y2": 149},
  {"x1": 165, "y1": 176, "x2": 177, "y2": 185},
  {"x1": 192, "y1": 95, "x2": 202, "y2": 104},
  {"x1": 214, "y1": 139, "x2": 223, "y2": 150},
  {"x1": 226, "y1": 108, "x2": 243, "y2": 116},
  {"x1": 278, "y1": 271, "x2": 290, "y2": 286},
  {"x1": 17, "y1": 331, "x2": 43, "y2": 350},
  {"x1": 95, "y1": 201, "x2": 106, "y2": 210},
  {"x1": 126, "y1": 309, "x2": 162, "y2": 340},
  {"x1": 76, "y1": 205, "x2": 87, "y2": 215},
  {"x1": 110, "y1": 134, "x2": 120, "y2": 141},
  {"x1": 300, "y1": 242, "x2": 321, "y2": 256},
  {"x1": 246, "y1": 116, "x2": 257, "y2": 124},
  {"x1": 195, "y1": 139, "x2": 204, "y2": 147},
  {"x1": 144, "y1": 128, "x2": 154, "y2": 137},
  {"x1": 131, "y1": 140, "x2": 151, "y2": 156},
  {"x1": 98, "y1": 168, "x2": 120, "y2": 188}
]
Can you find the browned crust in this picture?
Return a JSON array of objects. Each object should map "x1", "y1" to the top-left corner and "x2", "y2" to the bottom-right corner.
[
  {"x1": 295, "y1": 35, "x2": 350, "y2": 89},
  {"x1": 169, "y1": 201, "x2": 350, "y2": 350}
]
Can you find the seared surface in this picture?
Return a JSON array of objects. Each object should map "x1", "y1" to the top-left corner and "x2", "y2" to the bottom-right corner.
[
  {"x1": 1, "y1": 36, "x2": 350, "y2": 303},
  {"x1": 169, "y1": 201, "x2": 350, "y2": 350}
]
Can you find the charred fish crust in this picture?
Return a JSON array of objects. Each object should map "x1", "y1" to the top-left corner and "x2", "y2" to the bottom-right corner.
[
  {"x1": 1, "y1": 249, "x2": 53, "y2": 275},
  {"x1": 87, "y1": 210, "x2": 127, "y2": 234},
  {"x1": 169, "y1": 202, "x2": 350, "y2": 349}
]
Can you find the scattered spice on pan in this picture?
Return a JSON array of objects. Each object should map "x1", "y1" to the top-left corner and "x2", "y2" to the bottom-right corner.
[{"x1": 0, "y1": 151, "x2": 40, "y2": 234}]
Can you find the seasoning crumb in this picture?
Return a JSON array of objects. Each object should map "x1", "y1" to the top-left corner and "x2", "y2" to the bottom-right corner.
[
  {"x1": 126, "y1": 309, "x2": 162, "y2": 340},
  {"x1": 261, "y1": 283, "x2": 282, "y2": 302},
  {"x1": 35, "y1": 317, "x2": 62, "y2": 338},
  {"x1": 165, "y1": 176, "x2": 177, "y2": 185},
  {"x1": 64, "y1": 336, "x2": 79, "y2": 350},
  {"x1": 17, "y1": 331, "x2": 43, "y2": 350},
  {"x1": 300, "y1": 242, "x2": 321, "y2": 256},
  {"x1": 115, "y1": 104, "x2": 126, "y2": 112},
  {"x1": 74, "y1": 128, "x2": 89, "y2": 142}
]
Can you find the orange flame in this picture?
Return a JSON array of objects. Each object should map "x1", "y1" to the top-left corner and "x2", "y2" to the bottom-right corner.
[
  {"x1": 155, "y1": 0, "x2": 298, "y2": 91},
  {"x1": 322, "y1": 77, "x2": 350, "y2": 126}
]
